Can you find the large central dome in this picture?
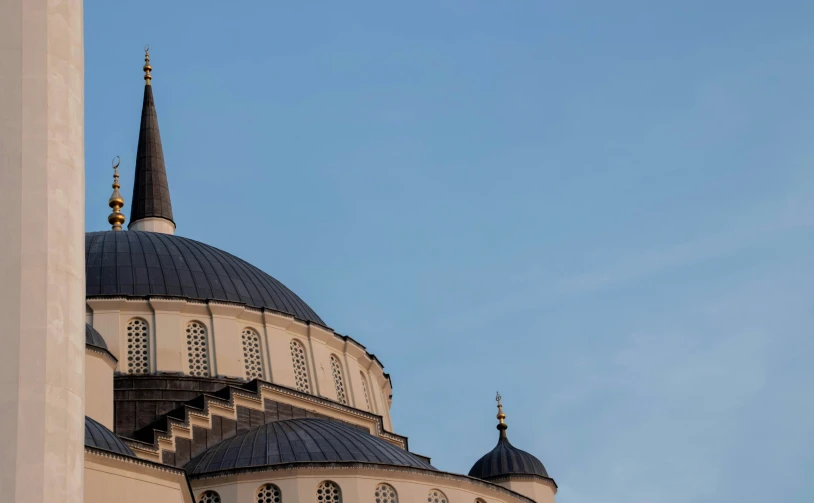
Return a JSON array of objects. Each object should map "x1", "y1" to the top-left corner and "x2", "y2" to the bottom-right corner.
[{"x1": 85, "y1": 230, "x2": 324, "y2": 325}]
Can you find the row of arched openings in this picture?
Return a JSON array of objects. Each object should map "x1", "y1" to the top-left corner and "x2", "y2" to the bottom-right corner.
[
  {"x1": 126, "y1": 318, "x2": 264, "y2": 380},
  {"x1": 125, "y1": 319, "x2": 374, "y2": 411},
  {"x1": 198, "y1": 483, "x2": 476, "y2": 503}
]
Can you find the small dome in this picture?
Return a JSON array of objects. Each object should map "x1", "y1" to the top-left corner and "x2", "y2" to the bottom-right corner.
[
  {"x1": 468, "y1": 434, "x2": 549, "y2": 479},
  {"x1": 185, "y1": 418, "x2": 435, "y2": 474},
  {"x1": 85, "y1": 416, "x2": 135, "y2": 457},
  {"x1": 85, "y1": 231, "x2": 324, "y2": 326},
  {"x1": 85, "y1": 324, "x2": 108, "y2": 350}
]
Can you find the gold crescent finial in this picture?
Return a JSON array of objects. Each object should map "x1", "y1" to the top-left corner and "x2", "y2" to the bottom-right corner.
[
  {"x1": 143, "y1": 45, "x2": 152, "y2": 85},
  {"x1": 108, "y1": 155, "x2": 126, "y2": 230},
  {"x1": 495, "y1": 392, "x2": 507, "y2": 435}
]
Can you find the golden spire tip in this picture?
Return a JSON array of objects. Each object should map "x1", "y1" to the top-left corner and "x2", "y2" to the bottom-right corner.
[
  {"x1": 108, "y1": 156, "x2": 126, "y2": 231},
  {"x1": 143, "y1": 44, "x2": 152, "y2": 85},
  {"x1": 496, "y1": 391, "x2": 508, "y2": 436}
]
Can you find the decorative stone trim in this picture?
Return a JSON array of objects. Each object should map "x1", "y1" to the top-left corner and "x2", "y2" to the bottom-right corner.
[
  {"x1": 121, "y1": 376, "x2": 411, "y2": 458},
  {"x1": 86, "y1": 344, "x2": 118, "y2": 366},
  {"x1": 484, "y1": 472, "x2": 559, "y2": 489},
  {"x1": 187, "y1": 462, "x2": 536, "y2": 503},
  {"x1": 85, "y1": 446, "x2": 188, "y2": 476}
]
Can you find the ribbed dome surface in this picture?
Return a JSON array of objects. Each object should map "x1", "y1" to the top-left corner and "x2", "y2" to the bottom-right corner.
[
  {"x1": 468, "y1": 435, "x2": 548, "y2": 479},
  {"x1": 85, "y1": 324, "x2": 109, "y2": 350},
  {"x1": 85, "y1": 231, "x2": 324, "y2": 325},
  {"x1": 85, "y1": 416, "x2": 135, "y2": 457},
  {"x1": 185, "y1": 418, "x2": 435, "y2": 474}
]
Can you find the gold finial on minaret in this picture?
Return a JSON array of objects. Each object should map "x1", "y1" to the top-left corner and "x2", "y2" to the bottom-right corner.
[
  {"x1": 108, "y1": 156, "x2": 126, "y2": 231},
  {"x1": 143, "y1": 45, "x2": 152, "y2": 84},
  {"x1": 496, "y1": 392, "x2": 508, "y2": 437}
]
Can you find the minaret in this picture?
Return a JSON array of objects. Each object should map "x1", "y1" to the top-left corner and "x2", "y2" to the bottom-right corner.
[
  {"x1": 108, "y1": 156, "x2": 126, "y2": 230},
  {"x1": 128, "y1": 46, "x2": 176, "y2": 234},
  {"x1": 0, "y1": 1, "x2": 85, "y2": 501}
]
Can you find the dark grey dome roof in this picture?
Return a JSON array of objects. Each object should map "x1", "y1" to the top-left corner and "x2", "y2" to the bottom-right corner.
[
  {"x1": 468, "y1": 435, "x2": 549, "y2": 479},
  {"x1": 185, "y1": 418, "x2": 435, "y2": 474},
  {"x1": 85, "y1": 416, "x2": 135, "y2": 457},
  {"x1": 85, "y1": 231, "x2": 324, "y2": 326},
  {"x1": 85, "y1": 324, "x2": 108, "y2": 350}
]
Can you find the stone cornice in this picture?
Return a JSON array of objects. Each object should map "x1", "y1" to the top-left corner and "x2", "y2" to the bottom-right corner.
[
  {"x1": 86, "y1": 344, "x2": 118, "y2": 367},
  {"x1": 118, "y1": 375, "x2": 410, "y2": 455},
  {"x1": 484, "y1": 473, "x2": 559, "y2": 489}
]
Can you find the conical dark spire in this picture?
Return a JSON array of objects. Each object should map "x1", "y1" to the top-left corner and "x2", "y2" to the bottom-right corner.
[{"x1": 129, "y1": 47, "x2": 175, "y2": 232}]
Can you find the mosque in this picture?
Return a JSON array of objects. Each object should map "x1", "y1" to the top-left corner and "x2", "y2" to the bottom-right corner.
[{"x1": 0, "y1": 4, "x2": 556, "y2": 502}]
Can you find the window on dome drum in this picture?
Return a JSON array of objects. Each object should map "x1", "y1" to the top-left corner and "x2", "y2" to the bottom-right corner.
[
  {"x1": 428, "y1": 489, "x2": 448, "y2": 503},
  {"x1": 126, "y1": 318, "x2": 150, "y2": 374},
  {"x1": 316, "y1": 481, "x2": 341, "y2": 503},
  {"x1": 375, "y1": 483, "x2": 398, "y2": 503},
  {"x1": 185, "y1": 321, "x2": 210, "y2": 377},
  {"x1": 257, "y1": 483, "x2": 282, "y2": 503},
  {"x1": 360, "y1": 372, "x2": 372, "y2": 411},
  {"x1": 241, "y1": 327, "x2": 264, "y2": 380},
  {"x1": 330, "y1": 355, "x2": 348, "y2": 405},
  {"x1": 290, "y1": 340, "x2": 311, "y2": 393},
  {"x1": 198, "y1": 490, "x2": 221, "y2": 503}
]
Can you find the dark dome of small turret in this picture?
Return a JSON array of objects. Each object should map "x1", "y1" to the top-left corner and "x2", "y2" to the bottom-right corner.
[
  {"x1": 185, "y1": 418, "x2": 435, "y2": 474},
  {"x1": 85, "y1": 324, "x2": 108, "y2": 350},
  {"x1": 469, "y1": 397, "x2": 550, "y2": 480},
  {"x1": 85, "y1": 416, "x2": 135, "y2": 457},
  {"x1": 468, "y1": 435, "x2": 549, "y2": 479}
]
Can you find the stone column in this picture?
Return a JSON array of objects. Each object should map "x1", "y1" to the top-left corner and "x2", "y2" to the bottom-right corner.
[{"x1": 0, "y1": 1, "x2": 85, "y2": 502}]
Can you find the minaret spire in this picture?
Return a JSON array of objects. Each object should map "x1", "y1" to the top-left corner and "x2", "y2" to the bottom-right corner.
[
  {"x1": 108, "y1": 156, "x2": 126, "y2": 230},
  {"x1": 129, "y1": 45, "x2": 176, "y2": 234}
]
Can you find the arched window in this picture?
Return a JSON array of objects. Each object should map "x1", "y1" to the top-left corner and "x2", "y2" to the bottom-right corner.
[
  {"x1": 375, "y1": 483, "x2": 398, "y2": 503},
  {"x1": 316, "y1": 481, "x2": 341, "y2": 503},
  {"x1": 289, "y1": 340, "x2": 311, "y2": 393},
  {"x1": 241, "y1": 327, "x2": 264, "y2": 380},
  {"x1": 126, "y1": 318, "x2": 150, "y2": 374},
  {"x1": 198, "y1": 490, "x2": 221, "y2": 503},
  {"x1": 428, "y1": 489, "x2": 448, "y2": 503},
  {"x1": 185, "y1": 321, "x2": 210, "y2": 377},
  {"x1": 257, "y1": 483, "x2": 282, "y2": 503},
  {"x1": 360, "y1": 372, "x2": 372, "y2": 411},
  {"x1": 475, "y1": 499, "x2": 487, "y2": 503},
  {"x1": 330, "y1": 355, "x2": 347, "y2": 404}
]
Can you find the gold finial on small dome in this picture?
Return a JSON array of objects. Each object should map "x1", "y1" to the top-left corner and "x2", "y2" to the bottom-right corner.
[
  {"x1": 496, "y1": 391, "x2": 508, "y2": 436},
  {"x1": 108, "y1": 156, "x2": 126, "y2": 230},
  {"x1": 143, "y1": 45, "x2": 152, "y2": 85}
]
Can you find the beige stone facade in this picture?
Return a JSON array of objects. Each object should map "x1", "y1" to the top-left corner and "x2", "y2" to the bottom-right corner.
[{"x1": 85, "y1": 299, "x2": 394, "y2": 429}]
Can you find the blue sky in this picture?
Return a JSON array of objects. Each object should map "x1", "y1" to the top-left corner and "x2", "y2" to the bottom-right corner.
[{"x1": 85, "y1": 2, "x2": 814, "y2": 501}]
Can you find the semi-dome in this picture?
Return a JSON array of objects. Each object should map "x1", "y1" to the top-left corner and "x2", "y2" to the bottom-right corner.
[
  {"x1": 85, "y1": 230, "x2": 324, "y2": 325},
  {"x1": 85, "y1": 323, "x2": 109, "y2": 350},
  {"x1": 85, "y1": 416, "x2": 135, "y2": 457},
  {"x1": 185, "y1": 418, "x2": 435, "y2": 474}
]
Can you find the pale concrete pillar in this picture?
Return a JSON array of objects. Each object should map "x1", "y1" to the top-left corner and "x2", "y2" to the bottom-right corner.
[
  {"x1": 208, "y1": 303, "x2": 245, "y2": 379},
  {"x1": 150, "y1": 298, "x2": 186, "y2": 373},
  {"x1": 0, "y1": 1, "x2": 85, "y2": 502}
]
